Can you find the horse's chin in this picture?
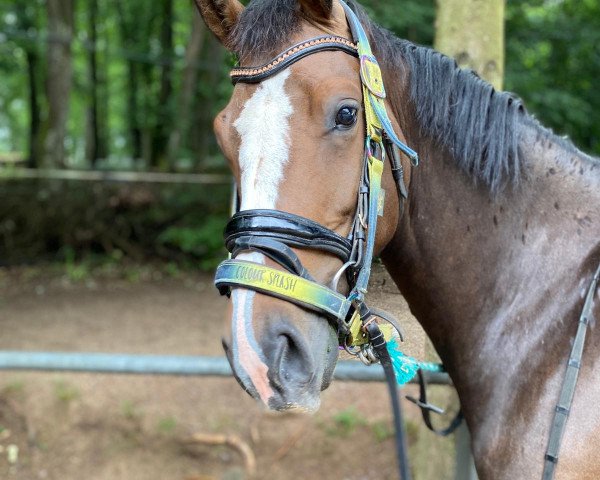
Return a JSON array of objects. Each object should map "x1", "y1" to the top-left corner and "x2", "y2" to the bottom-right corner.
[
  {"x1": 227, "y1": 360, "x2": 327, "y2": 414},
  {"x1": 268, "y1": 396, "x2": 321, "y2": 414}
]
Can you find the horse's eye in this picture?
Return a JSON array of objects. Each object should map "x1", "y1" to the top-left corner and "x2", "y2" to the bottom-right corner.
[{"x1": 335, "y1": 106, "x2": 357, "y2": 128}]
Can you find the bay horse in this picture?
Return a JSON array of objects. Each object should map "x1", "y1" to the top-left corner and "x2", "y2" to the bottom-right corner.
[{"x1": 194, "y1": 0, "x2": 600, "y2": 478}]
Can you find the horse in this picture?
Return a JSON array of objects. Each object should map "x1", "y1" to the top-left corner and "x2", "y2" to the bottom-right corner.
[{"x1": 194, "y1": 0, "x2": 600, "y2": 478}]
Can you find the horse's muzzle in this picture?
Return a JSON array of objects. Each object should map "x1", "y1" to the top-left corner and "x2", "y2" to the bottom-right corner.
[{"x1": 223, "y1": 315, "x2": 338, "y2": 412}]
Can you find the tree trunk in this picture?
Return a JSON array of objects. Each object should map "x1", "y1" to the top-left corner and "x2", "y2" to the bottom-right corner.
[
  {"x1": 193, "y1": 36, "x2": 225, "y2": 169},
  {"x1": 151, "y1": 0, "x2": 174, "y2": 169},
  {"x1": 127, "y1": 62, "x2": 143, "y2": 161},
  {"x1": 14, "y1": 1, "x2": 44, "y2": 168},
  {"x1": 44, "y1": 0, "x2": 75, "y2": 168},
  {"x1": 140, "y1": 62, "x2": 155, "y2": 166},
  {"x1": 26, "y1": 49, "x2": 42, "y2": 169},
  {"x1": 167, "y1": 13, "x2": 206, "y2": 166},
  {"x1": 116, "y1": 2, "x2": 142, "y2": 161},
  {"x1": 434, "y1": 0, "x2": 505, "y2": 90},
  {"x1": 85, "y1": 0, "x2": 108, "y2": 166},
  {"x1": 85, "y1": 0, "x2": 100, "y2": 167}
]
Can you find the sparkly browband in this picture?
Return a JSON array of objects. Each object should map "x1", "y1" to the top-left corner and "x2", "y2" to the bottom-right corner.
[{"x1": 230, "y1": 35, "x2": 358, "y2": 84}]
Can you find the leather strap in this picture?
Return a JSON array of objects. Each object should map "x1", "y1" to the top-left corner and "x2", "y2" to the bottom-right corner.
[
  {"x1": 340, "y1": 1, "x2": 419, "y2": 165},
  {"x1": 225, "y1": 209, "x2": 353, "y2": 262},
  {"x1": 365, "y1": 322, "x2": 412, "y2": 480},
  {"x1": 406, "y1": 369, "x2": 464, "y2": 437},
  {"x1": 215, "y1": 259, "x2": 352, "y2": 327},
  {"x1": 384, "y1": 133, "x2": 409, "y2": 200},
  {"x1": 345, "y1": 151, "x2": 384, "y2": 305},
  {"x1": 230, "y1": 35, "x2": 357, "y2": 84},
  {"x1": 542, "y1": 261, "x2": 600, "y2": 479},
  {"x1": 230, "y1": 236, "x2": 312, "y2": 279}
]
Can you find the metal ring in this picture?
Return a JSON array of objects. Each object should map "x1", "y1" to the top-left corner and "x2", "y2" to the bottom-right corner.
[
  {"x1": 357, "y1": 349, "x2": 372, "y2": 365},
  {"x1": 365, "y1": 345, "x2": 379, "y2": 364},
  {"x1": 358, "y1": 213, "x2": 367, "y2": 229},
  {"x1": 343, "y1": 343, "x2": 361, "y2": 357},
  {"x1": 331, "y1": 260, "x2": 356, "y2": 292}
]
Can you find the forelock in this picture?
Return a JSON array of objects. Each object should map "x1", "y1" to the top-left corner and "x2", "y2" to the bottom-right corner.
[{"x1": 229, "y1": 0, "x2": 302, "y2": 61}]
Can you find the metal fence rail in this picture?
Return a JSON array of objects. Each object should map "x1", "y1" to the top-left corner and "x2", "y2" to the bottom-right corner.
[
  {"x1": 0, "y1": 351, "x2": 450, "y2": 384},
  {"x1": 0, "y1": 168, "x2": 231, "y2": 185},
  {"x1": 0, "y1": 350, "x2": 477, "y2": 479}
]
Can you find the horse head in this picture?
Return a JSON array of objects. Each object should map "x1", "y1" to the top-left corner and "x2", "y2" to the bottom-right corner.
[{"x1": 194, "y1": 0, "x2": 411, "y2": 412}]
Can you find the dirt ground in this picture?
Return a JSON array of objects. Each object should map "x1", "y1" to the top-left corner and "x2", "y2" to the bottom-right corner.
[{"x1": 0, "y1": 264, "x2": 458, "y2": 480}]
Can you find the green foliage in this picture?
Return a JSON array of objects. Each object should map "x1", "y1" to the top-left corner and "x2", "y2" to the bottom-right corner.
[
  {"x1": 505, "y1": 0, "x2": 600, "y2": 155},
  {"x1": 0, "y1": 0, "x2": 228, "y2": 167},
  {"x1": 362, "y1": 0, "x2": 435, "y2": 45},
  {"x1": 156, "y1": 416, "x2": 177, "y2": 434},
  {"x1": 158, "y1": 216, "x2": 226, "y2": 270},
  {"x1": 370, "y1": 419, "x2": 394, "y2": 442},
  {"x1": 0, "y1": 179, "x2": 229, "y2": 267},
  {"x1": 63, "y1": 246, "x2": 93, "y2": 281},
  {"x1": 0, "y1": 0, "x2": 599, "y2": 267},
  {"x1": 1, "y1": 379, "x2": 25, "y2": 396},
  {"x1": 325, "y1": 406, "x2": 367, "y2": 437},
  {"x1": 54, "y1": 380, "x2": 80, "y2": 403},
  {"x1": 121, "y1": 400, "x2": 142, "y2": 420}
]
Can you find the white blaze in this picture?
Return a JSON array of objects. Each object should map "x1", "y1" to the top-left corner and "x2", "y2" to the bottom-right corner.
[
  {"x1": 234, "y1": 69, "x2": 293, "y2": 210},
  {"x1": 230, "y1": 70, "x2": 293, "y2": 404}
]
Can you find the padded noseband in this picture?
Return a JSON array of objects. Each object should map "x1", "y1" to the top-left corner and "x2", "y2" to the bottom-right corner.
[{"x1": 225, "y1": 209, "x2": 353, "y2": 262}]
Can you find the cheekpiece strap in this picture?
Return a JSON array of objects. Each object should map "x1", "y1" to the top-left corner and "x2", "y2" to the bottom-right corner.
[
  {"x1": 349, "y1": 151, "x2": 384, "y2": 305},
  {"x1": 230, "y1": 35, "x2": 357, "y2": 84},
  {"x1": 340, "y1": 1, "x2": 419, "y2": 165}
]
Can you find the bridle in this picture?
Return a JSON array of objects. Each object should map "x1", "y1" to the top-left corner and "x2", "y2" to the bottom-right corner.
[
  {"x1": 215, "y1": 1, "x2": 418, "y2": 360},
  {"x1": 214, "y1": 2, "x2": 418, "y2": 478}
]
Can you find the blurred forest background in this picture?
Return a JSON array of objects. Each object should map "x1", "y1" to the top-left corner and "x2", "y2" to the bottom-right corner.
[{"x1": 0, "y1": 0, "x2": 599, "y2": 270}]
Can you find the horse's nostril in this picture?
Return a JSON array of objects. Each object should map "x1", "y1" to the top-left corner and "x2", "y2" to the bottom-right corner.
[
  {"x1": 276, "y1": 335, "x2": 307, "y2": 380},
  {"x1": 267, "y1": 326, "x2": 316, "y2": 394}
]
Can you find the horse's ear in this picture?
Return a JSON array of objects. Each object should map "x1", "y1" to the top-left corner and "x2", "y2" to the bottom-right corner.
[
  {"x1": 194, "y1": 0, "x2": 245, "y2": 46},
  {"x1": 298, "y1": 0, "x2": 334, "y2": 22}
]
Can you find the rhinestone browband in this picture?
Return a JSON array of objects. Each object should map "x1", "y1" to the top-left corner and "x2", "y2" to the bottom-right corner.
[{"x1": 230, "y1": 35, "x2": 358, "y2": 84}]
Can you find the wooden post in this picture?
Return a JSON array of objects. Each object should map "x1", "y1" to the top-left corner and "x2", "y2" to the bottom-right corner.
[
  {"x1": 435, "y1": 0, "x2": 505, "y2": 90},
  {"x1": 45, "y1": 0, "x2": 74, "y2": 167},
  {"x1": 434, "y1": 3, "x2": 505, "y2": 476},
  {"x1": 455, "y1": 422, "x2": 479, "y2": 480}
]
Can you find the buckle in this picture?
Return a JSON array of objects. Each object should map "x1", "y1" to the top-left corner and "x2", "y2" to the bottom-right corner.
[
  {"x1": 360, "y1": 55, "x2": 386, "y2": 98},
  {"x1": 405, "y1": 395, "x2": 445, "y2": 415}
]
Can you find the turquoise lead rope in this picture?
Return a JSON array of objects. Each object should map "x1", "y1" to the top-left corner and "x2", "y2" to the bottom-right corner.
[{"x1": 386, "y1": 338, "x2": 445, "y2": 386}]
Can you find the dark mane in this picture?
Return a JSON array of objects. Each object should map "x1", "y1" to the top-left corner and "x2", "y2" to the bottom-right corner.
[
  {"x1": 359, "y1": 10, "x2": 526, "y2": 192},
  {"x1": 228, "y1": 1, "x2": 544, "y2": 192}
]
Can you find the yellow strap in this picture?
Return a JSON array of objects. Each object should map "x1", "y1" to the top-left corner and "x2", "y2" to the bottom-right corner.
[
  {"x1": 215, "y1": 260, "x2": 352, "y2": 320},
  {"x1": 346, "y1": 310, "x2": 397, "y2": 346}
]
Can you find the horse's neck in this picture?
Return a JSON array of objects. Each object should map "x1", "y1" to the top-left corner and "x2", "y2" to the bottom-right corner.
[{"x1": 383, "y1": 119, "x2": 600, "y2": 470}]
